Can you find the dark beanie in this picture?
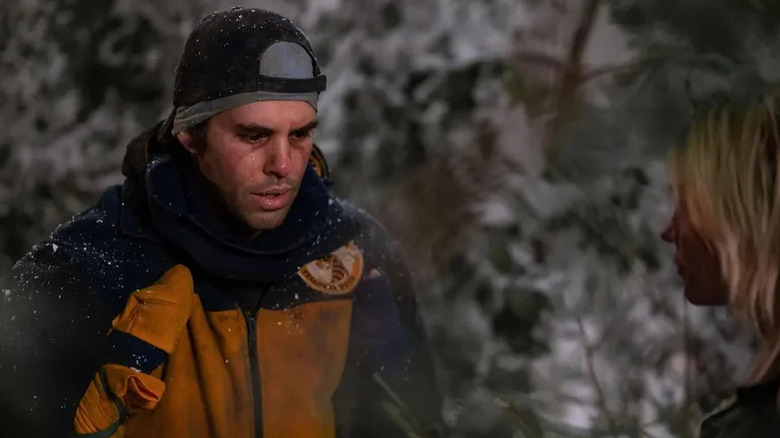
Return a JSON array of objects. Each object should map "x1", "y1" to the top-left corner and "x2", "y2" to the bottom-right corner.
[{"x1": 171, "y1": 7, "x2": 326, "y2": 133}]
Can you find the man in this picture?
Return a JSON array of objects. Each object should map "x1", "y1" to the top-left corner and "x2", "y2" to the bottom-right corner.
[{"x1": 0, "y1": 7, "x2": 443, "y2": 437}]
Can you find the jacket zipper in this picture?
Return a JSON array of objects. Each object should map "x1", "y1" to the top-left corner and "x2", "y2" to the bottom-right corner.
[{"x1": 243, "y1": 309, "x2": 263, "y2": 438}]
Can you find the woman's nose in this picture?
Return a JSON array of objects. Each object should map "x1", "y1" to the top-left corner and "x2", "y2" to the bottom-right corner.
[{"x1": 661, "y1": 215, "x2": 677, "y2": 243}]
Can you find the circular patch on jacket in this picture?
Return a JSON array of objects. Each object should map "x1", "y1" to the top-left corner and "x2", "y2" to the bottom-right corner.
[{"x1": 298, "y1": 242, "x2": 363, "y2": 295}]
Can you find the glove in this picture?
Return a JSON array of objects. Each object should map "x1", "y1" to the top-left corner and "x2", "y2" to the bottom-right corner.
[{"x1": 73, "y1": 265, "x2": 194, "y2": 437}]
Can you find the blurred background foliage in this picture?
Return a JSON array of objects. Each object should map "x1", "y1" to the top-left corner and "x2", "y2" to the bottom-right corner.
[{"x1": 3, "y1": 0, "x2": 780, "y2": 436}]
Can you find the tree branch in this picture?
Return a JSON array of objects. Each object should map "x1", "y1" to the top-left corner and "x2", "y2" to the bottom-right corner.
[{"x1": 577, "y1": 316, "x2": 622, "y2": 437}]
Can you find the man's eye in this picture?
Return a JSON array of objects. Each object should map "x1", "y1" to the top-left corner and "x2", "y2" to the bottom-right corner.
[
  {"x1": 291, "y1": 129, "x2": 313, "y2": 140},
  {"x1": 242, "y1": 133, "x2": 269, "y2": 143}
]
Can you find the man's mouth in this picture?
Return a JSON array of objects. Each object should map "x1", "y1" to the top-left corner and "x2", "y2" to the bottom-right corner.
[{"x1": 252, "y1": 187, "x2": 293, "y2": 211}]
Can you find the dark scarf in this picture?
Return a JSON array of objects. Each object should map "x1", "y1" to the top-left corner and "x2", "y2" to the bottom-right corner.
[{"x1": 120, "y1": 120, "x2": 353, "y2": 284}]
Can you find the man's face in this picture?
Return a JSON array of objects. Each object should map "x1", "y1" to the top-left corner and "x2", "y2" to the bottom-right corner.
[{"x1": 177, "y1": 100, "x2": 317, "y2": 232}]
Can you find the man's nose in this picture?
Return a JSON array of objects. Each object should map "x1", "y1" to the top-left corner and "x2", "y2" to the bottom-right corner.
[{"x1": 265, "y1": 138, "x2": 292, "y2": 178}]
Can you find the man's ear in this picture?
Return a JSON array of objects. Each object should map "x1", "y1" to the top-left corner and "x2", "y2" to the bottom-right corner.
[{"x1": 175, "y1": 131, "x2": 198, "y2": 155}]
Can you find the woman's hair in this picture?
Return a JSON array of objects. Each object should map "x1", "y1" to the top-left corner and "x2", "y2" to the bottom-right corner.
[{"x1": 671, "y1": 94, "x2": 780, "y2": 383}]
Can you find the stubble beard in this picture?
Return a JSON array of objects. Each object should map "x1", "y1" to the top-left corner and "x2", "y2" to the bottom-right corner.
[{"x1": 238, "y1": 187, "x2": 299, "y2": 233}]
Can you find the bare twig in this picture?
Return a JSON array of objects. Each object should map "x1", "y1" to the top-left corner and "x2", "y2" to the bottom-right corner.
[
  {"x1": 576, "y1": 316, "x2": 622, "y2": 437},
  {"x1": 684, "y1": 298, "x2": 692, "y2": 409},
  {"x1": 495, "y1": 398, "x2": 546, "y2": 438},
  {"x1": 546, "y1": 0, "x2": 603, "y2": 127},
  {"x1": 381, "y1": 402, "x2": 427, "y2": 438},
  {"x1": 372, "y1": 372, "x2": 431, "y2": 438}
]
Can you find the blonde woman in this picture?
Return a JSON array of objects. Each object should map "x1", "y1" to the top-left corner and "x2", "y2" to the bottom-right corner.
[{"x1": 662, "y1": 94, "x2": 780, "y2": 436}]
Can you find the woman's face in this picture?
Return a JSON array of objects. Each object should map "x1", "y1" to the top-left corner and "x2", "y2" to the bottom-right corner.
[{"x1": 661, "y1": 201, "x2": 730, "y2": 305}]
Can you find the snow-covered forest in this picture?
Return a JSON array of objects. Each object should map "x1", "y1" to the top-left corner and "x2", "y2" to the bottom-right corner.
[{"x1": 3, "y1": 0, "x2": 780, "y2": 436}]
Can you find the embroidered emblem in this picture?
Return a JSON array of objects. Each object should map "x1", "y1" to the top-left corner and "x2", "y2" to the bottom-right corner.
[{"x1": 298, "y1": 242, "x2": 363, "y2": 295}]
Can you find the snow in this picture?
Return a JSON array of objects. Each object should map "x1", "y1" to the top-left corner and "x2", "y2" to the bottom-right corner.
[{"x1": 0, "y1": 1, "x2": 762, "y2": 436}]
